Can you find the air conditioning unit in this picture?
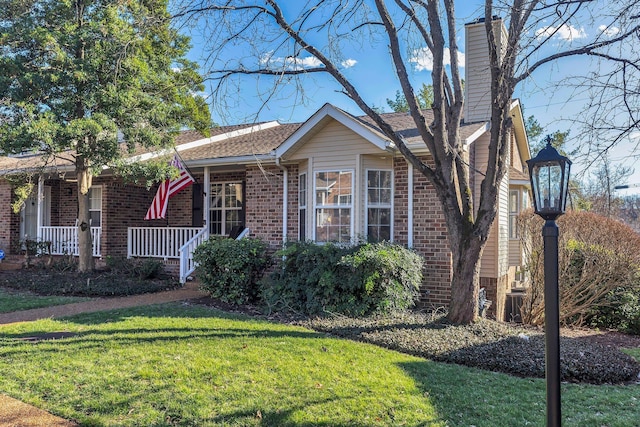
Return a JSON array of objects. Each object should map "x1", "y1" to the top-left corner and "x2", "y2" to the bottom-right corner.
[{"x1": 506, "y1": 291, "x2": 524, "y2": 323}]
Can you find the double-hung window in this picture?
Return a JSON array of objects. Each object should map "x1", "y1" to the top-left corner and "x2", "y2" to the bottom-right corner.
[
  {"x1": 89, "y1": 187, "x2": 102, "y2": 227},
  {"x1": 210, "y1": 182, "x2": 244, "y2": 236},
  {"x1": 315, "y1": 171, "x2": 353, "y2": 243},
  {"x1": 366, "y1": 170, "x2": 392, "y2": 242},
  {"x1": 509, "y1": 190, "x2": 519, "y2": 239}
]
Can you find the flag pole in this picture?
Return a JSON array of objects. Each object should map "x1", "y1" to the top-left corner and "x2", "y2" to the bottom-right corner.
[{"x1": 174, "y1": 149, "x2": 198, "y2": 184}]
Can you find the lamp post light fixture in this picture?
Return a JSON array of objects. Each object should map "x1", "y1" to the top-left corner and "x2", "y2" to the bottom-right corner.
[{"x1": 526, "y1": 136, "x2": 572, "y2": 427}]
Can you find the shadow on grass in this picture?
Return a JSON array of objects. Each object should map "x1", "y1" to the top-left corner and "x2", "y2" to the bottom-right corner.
[
  {"x1": 0, "y1": 304, "x2": 333, "y2": 360},
  {"x1": 306, "y1": 313, "x2": 640, "y2": 385},
  {"x1": 398, "y1": 359, "x2": 546, "y2": 427}
]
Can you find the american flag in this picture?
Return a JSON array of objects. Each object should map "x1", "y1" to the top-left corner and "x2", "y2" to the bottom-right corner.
[{"x1": 144, "y1": 154, "x2": 195, "y2": 220}]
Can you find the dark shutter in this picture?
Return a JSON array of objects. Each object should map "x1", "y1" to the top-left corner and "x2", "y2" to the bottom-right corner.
[{"x1": 192, "y1": 183, "x2": 203, "y2": 227}]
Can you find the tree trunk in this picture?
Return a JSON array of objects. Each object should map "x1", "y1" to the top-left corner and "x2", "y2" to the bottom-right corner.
[
  {"x1": 76, "y1": 166, "x2": 94, "y2": 272},
  {"x1": 447, "y1": 229, "x2": 485, "y2": 323}
]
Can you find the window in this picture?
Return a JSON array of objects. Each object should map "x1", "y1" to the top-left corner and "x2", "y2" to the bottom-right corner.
[
  {"x1": 509, "y1": 190, "x2": 519, "y2": 239},
  {"x1": 315, "y1": 171, "x2": 352, "y2": 243},
  {"x1": 299, "y1": 173, "x2": 307, "y2": 240},
  {"x1": 89, "y1": 187, "x2": 102, "y2": 227},
  {"x1": 210, "y1": 182, "x2": 244, "y2": 236},
  {"x1": 367, "y1": 170, "x2": 392, "y2": 242}
]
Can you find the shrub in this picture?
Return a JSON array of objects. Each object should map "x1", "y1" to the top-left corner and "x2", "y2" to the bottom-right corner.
[
  {"x1": 263, "y1": 241, "x2": 422, "y2": 316},
  {"x1": 105, "y1": 256, "x2": 164, "y2": 280},
  {"x1": 519, "y1": 210, "x2": 640, "y2": 329},
  {"x1": 340, "y1": 242, "x2": 422, "y2": 313},
  {"x1": 589, "y1": 287, "x2": 640, "y2": 335},
  {"x1": 194, "y1": 237, "x2": 271, "y2": 304}
]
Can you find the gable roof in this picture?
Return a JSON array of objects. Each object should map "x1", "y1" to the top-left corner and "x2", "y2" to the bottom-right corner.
[
  {"x1": 276, "y1": 103, "x2": 489, "y2": 159},
  {"x1": 275, "y1": 104, "x2": 393, "y2": 159}
]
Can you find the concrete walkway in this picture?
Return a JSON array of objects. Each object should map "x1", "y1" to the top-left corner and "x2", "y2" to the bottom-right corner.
[
  {"x1": 0, "y1": 282, "x2": 205, "y2": 325},
  {"x1": 0, "y1": 282, "x2": 207, "y2": 426}
]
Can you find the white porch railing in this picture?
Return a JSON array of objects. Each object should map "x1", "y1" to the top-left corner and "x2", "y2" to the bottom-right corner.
[
  {"x1": 178, "y1": 227, "x2": 209, "y2": 284},
  {"x1": 39, "y1": 226, "x2": 102, "y2": 257},
  {"x1": 128, "y1": 226, "x2": 250, "y2": 284},
  {"x1": 127, "y1": 226, "x2": 205, "y2": 260}
]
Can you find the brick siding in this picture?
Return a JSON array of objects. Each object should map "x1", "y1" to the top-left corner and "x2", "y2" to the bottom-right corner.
[
  {"x1": 394, "y1": 157, "x2": 454, "y2": 308},
  {"x1": 245, "y1": 165, "x2": 285, "y2": 248}
]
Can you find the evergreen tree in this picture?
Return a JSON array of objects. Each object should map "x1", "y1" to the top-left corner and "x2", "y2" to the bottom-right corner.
[{"x1": 0, "y1": 0, "x2": 210, "y2": 271}]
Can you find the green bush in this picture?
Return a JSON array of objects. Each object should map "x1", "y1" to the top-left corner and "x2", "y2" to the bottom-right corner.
[
  {"x1": 194, "y1": 237, "x2": 271, "y2": 304},
  {"x1": 589, "y1": 287, "x2": 640, "y2": 335},
  {"x1": 263, "y1": 241, "x2": 422, "y2": 316}
]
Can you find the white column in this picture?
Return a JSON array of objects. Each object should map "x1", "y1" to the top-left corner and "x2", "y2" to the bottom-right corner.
[
  {"x1": 36, "y1": 175, "x2": 44, "y2": 240},
  {"x1": 203, "y1": 166, "x2": 210, "y2": 234}
]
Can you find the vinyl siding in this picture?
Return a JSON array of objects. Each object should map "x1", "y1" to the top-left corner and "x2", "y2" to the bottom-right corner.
[
  {"x1": 497, "y1": 167, "x2": 510, "y2": 277},
  {"x1": 464, "y1": 20, "x2": 506, "y2": 123},
  {"x1": 472, "y1": 133, "x2": 498, "y2": 277},
  {"x1": 286, "y1": 119, "x2": 386, "y2": 165}
]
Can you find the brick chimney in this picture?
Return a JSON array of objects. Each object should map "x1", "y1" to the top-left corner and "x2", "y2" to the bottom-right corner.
[{"x1": 464, "y1": 17, "x2": 507, "y2": 123}]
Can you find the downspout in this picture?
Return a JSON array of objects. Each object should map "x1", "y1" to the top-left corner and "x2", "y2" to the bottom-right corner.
[
  {"x1": 275, "y1": 158, "x2": 288, "y2": 246},
  {"x1": 408, "y1": 162, "x2": 414, "y2": 248}
]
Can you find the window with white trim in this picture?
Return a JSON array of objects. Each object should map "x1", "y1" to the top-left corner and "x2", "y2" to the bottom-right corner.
[
  {"x1": 210, "y1": 182, "x2": 244, "y2": 236},
  {"x1": 299, "y1": 173, "x2": 307, "y2": 240},
  {"x1": 509, "y1": 189, "x2": 519, "y2": 239},
  {"x1": 89, "y1": 187, "x2": 102, "y2": 227},
  {"x1": 315, "y1": 171, "x2": 353, "y2": 243},
  {"x1": 366, "y1": 170, "x2": 392, "y2": 242}
]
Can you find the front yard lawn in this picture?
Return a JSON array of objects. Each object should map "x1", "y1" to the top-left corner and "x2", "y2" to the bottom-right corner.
[
  {"x1": 0, "y1": 303, "x2": 638, "y2": 426},
  {"x1": 0, "y1": 288, "x2": 89, "y2": 313}
]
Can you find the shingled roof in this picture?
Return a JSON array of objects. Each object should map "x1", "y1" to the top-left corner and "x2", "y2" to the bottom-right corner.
[{"x1": 0, "y1": 105, "x2": 493, "y2": 175}]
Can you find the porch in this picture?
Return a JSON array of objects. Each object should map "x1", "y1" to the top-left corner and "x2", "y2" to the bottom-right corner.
[
  {"x1": 127, "y1": 226, "x2": 250, "y2": 284},
  {"x1": 39, "y1": 226, "x2": 102, "y2": 258},
  {"x1": 34, "y1": 225, "x2": 239, "y2": 284}
]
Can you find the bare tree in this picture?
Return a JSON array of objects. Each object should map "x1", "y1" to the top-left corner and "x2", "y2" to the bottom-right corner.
[{"x1": 175, "y1": 0, "x2": 640, "y2": 324}]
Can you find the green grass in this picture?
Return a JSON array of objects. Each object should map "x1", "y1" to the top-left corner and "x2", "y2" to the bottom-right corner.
[
  {"x1": 0, "y1": 304, "x2": 638, "y2": 426},
  {"x1": 0, "y1": 288, "x2": 90, "y2": 313},
  {"x1": 625, "y1": 347, "x2": 640, "y2": 360}
]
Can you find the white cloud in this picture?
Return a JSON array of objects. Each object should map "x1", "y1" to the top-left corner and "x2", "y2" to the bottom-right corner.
[
  {"x1": 341, "y1": 59, "x2": 357, "y2": 68},
  {"x1": 258, "y1": 51, "x2": 355, "y2": 71},
  {"x1": 535, "y1": 24, "x2": 587, "y2": 42},
  {"x1": 598, "y1": 24, "x2": 621, "y2": 37},
  {"x1": 409, "y1": 47, "x2": 465, "y2": 72},
  {"x1": 629, "y1": 131, "x2": 640, "y2": 141}
]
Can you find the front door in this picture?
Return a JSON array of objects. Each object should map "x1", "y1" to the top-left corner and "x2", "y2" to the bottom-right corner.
[{"x1": 20, "y1": 186, "x2": 51, "y2": 242}]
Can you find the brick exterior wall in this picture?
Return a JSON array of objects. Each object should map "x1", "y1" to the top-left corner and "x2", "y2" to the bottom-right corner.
[
  {"x1": 396, "y1": 157, "x2": 454, "y2": 308},
  {"x1": 99, "y1": 177, "x2": 158, "y2": 257},
  {"x1": 0, "y1": 180, "x2": 13, "y2": 253},
  {"x1": 245, "y1": 165, "x2": 285, "y2": 248}
]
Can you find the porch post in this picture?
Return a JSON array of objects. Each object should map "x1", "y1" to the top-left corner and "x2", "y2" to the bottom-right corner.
[
  {"x1": 355, "y1": 154, "x2": 361, "y2": 242},
  {"x1": 36, "y1": 175, "x2": 44, "y2": 241},
  {"x1": 203, "y1": 166, "x2": 210, "y2": 232}
]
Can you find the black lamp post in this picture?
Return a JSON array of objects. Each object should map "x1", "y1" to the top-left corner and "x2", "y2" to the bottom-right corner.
[{"x1": 526, "y1": 137, "x2": 571, "y2": 427}]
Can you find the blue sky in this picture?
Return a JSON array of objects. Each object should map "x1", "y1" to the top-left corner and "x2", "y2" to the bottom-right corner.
[{"x1": 181, "y1": 1, "x2": 640, "y2": 190}]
